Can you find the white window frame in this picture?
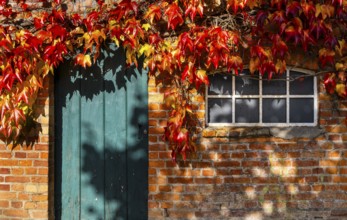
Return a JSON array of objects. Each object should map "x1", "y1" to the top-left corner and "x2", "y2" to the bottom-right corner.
[{"x1": 206, "y1": 67, "x2": 318, "y2": 127}]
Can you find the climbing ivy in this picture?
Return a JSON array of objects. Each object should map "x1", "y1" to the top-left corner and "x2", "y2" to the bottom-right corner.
[{"x1": 0, "y1": 0, "x2": 346, "y2": 160}]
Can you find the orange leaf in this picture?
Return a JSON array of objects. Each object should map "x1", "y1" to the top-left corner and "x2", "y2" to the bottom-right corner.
[{"x1": 75, "y1": 54, "x2": 92, "y2": 68}]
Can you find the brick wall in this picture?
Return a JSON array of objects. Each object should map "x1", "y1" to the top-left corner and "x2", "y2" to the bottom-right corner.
[
  {"x1": 0, "y1": 65, "x2": 346, "y2": 219},
  {"x1": 0, "y1": 76, "x2": 53, "y2": 219},
  {"x1": 148, "y1": 73, "x2": 347, "y2": 219}
]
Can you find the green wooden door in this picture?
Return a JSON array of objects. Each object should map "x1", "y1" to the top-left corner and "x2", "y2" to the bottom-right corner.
[{"x1": 54, "y1": 46, "x2": 148, "y2": 220}]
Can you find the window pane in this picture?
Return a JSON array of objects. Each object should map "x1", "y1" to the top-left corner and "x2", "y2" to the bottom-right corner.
[
  {"x1": 263, "y1": 99, "x2": 286, "y2": 123},
  {"x1": 290, "y1": 98, "x2": 314, "y2": 123},
  {"x1": 235, "y1": 99, "x2": 259, "y2": 123},
  {"x1": 208, "y1": 98, "x2": 233, "y2": 123},
  {"x1": 263, "y1": 74, "x2": 286, "y2": 95},
  {"x1": 235, "y1": 72, "x2": 259, "y2": 95},
  {"x1": 290, "y1": 71, "x2": 314, "y2": 95},
  {"x1": 208, "y1": 73, "x2": 232, "y2": 95}
]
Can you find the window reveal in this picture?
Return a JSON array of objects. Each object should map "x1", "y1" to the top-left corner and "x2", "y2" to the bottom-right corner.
[{"x1": 206, "y1": 69, "x2": 318, "y2": 126}]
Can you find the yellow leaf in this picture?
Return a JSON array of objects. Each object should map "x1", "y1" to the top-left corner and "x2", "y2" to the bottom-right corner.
[
  {"x1": 335, "y1": 39, "x2": 346, "y2": 56},
  {"x1": 139, "y1": 44, "x2": 154, "y2": 57},
  {"x1": 111, "y1": 37, "x2": 120, "y2": 47},
  {"x1": 142, "y1": 23, "x2": 151, "y2": 31},
  {"x1": 335, "y1": 62, "x2": 345, "y2": 71},
  {"x1": 275, "y1": 59, "x2": 286, "y2": 74},
  {"x1": 250, "y1": 57, "x2": 260, "y2": 74},
  {"x1": 336, "y1": 83, "x2": 346, "y2": 97}
]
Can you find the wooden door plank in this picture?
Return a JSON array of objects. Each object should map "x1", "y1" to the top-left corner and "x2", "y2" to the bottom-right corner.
[
  {"x1": 56, "y1": 64, "x2": 82, "y2": 220},
  {"x1": 126, "y1": 66, "x2": 148, "y2": 220},
  {"x1": 103, "y1": 47, "x2": 127, "y2": 220},
  {"x1": 80, "y1": 64, "x2": 105, "y2": 220}
]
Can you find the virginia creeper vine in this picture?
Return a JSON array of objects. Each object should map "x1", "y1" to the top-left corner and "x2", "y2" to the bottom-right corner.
[{"x1": 0, "y1": 0, "x2": 346, "y2": 160}]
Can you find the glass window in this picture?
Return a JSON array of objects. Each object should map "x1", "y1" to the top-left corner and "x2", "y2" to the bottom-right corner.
[{"x1": 206, "y1": 68, "x2": 317, "y2": 126}]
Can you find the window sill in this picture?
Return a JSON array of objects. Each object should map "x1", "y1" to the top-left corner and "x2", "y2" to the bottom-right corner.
[{"x1": 202, "y1": 126, "x2": 324, "y2": 139}]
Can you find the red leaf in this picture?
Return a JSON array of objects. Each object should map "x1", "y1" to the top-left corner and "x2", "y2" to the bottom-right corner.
[
  {"x1": 145, "y1": 4, "x2": 162, "y2": 24},
  {"x1": 259, "y1": 61, "x2": 276, "y2": 79},
  {"x1": 337, "y1": 7, "x2": 347, "y2": 20},
  {"x1": 251, "y1": 45, "x2": 268, "y2": 61},
  {"x1": 84, "y1": 11, "x2": 99, "y2": 31},
  {"x1": 0, "y1": 39, "x2": 12, "y2": 52},
  {"x1": 36, "y1": 30, "x2": 53, "y2": 43},
  {"x1": 255, "y1": 10, "x2": 269, "y2": 27},
  {"x1": 185, "y1": 2, "x2": 204, "y2": 21},
  {"x1": 319, "y1": 48, "x2": 335, "y2": 68},
  {"x1": 181, "y1": 62, "x2": 195, "y2": 83},
  {"x1": 195, "y1": 69, "x2": 209, "y2": 89},
  {"x1": 26, "y1": 36, "x2": 43, "y2": 53},
  {"x1": 271, "y1": 0, "x2": 286, "y2": 10},
  {"x1": 270, "y1": 11, "x2": 287, "y2": 25},
  {"x1": 301, "y1": 2, "x2": 316, "y2": 19},
  {"x1": 119, "y1": 0, "x2": 138, "y2": 16},
  {"x1": 71, "y1": 13, "x2": 82, "y2": 26},
  {"x1": 51, "y1": 9, "x2": 65, "y2": 23},
  {"x1": 323, "y1": 73, "x2": 336, "y2": 94},
  {"x1": 324, "y1": 35, "x2": 338, "y2": 49},
  {"x1": 48, "y1": 25, "x2": 67, "y2": 41},
  {"x1": 12, "y1": 109, "x2": 25, "y2": 126},
  {"x1": 310, "y1": 19, "x2": 327, "y2": 39},
  {"x1": 165, "y1": 3, "x2": 184, "y2": 30},
  {"x1": 301, "y1": 29, "x2": 316, "y2": 51},
  {"x1": 286, "y1": 1, "x2": 302, "y2": 17},
  {"x1": 178, "y1": 32, "x2": 193, "y2": 55},
  {"x1": 148, "y1": 33, "x2": 162, "y2": 45},
  {"x1": 175, "y1": 129, "x2": 188, "y2": 143},
  {"x1": 227, "y1": 55, "x2": 243, "y2": 74},
  {"x1": 227, "y1": 0, "x2": 245, "y2": 14},
  {"x1": 284, "y1": 25, "x2": 302, "y2": 45},
  {"x1": 271, "y1": 35, "x2": 288, "y2": 59}
]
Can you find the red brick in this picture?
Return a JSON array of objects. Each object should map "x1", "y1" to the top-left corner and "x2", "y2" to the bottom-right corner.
[
  {"x1": 34, "y1": 144, "x2": 49, "y2": 151},
  {"x1": 214, "y1": 161, "x2": 240, "y2": 167},
  {"x1": 296, "y1": 160, "x2": 319, "y2": 167},
  {"x1": 149, "y1": 161, "x2": 165, "y2": 167},
  {"x1": 14, "y1": 152, "x2": 26, "y2": 158},
  {"x1": 11, "y1": 201, "x2": 23, "y2": 208},
  {"x1": 168, "y1": 177, "x2": 193, "y2": 184},
  {"x1": 194, "y1": 177, "x2": 222, "y2": 184},
  {"x1": 242, "y1": 161, "x2": 267, "y2": 167},
  {"x1": 32, "y1": 211, "x2": 48, "y2": 218},
  {"x1": 0, "y1": 152, "x2": 12, "y2": 158},
  {"x1": 38, "y1": 168, "x2": 49, "y2": 175},
  {"x1": 32, "y1": 195, "x2": 48, "y2": 201},
  {"x1": 31, "y1": 176, "x2": 48, "y2": 183},
  {"x1": 0, "y1": 168, "x2": 10, "y2": 174},
  {"x1": 0, "y1": 160, "x2": 18, "y2": 166},
  {"x1": 0, "y1": 192, "x2": 16, "y2": 199},
  {"x1": 3, "y1": 210, "x2": 29, "y2": 218},
  {"x1": 202, "y1": 169, "x2": 215, "y2": 176},
  {"x1": 149, "y1": 111, "x2": 167, "y2": 118},
  {"x1": 5, "y1": 176, "x2": 30, "y2": 183},
  {"x1": 0, "y1": 200, "x2": 9, "y2": 208},
  {"x1": 34, "y1": 160, "x2": 48, "y2": 167},
  {"x1": 18, "y1": 160, "x2": 33, "y2": 166},
  {"x1": 27, "y1": 152, "x2": 40, "y2": 158},
  {"x1": 224, "y1": 177, "x2": 251, "y2": 184},
  {"x1": 0, "y1": 184, "x2": 10, "y2": 191}
]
